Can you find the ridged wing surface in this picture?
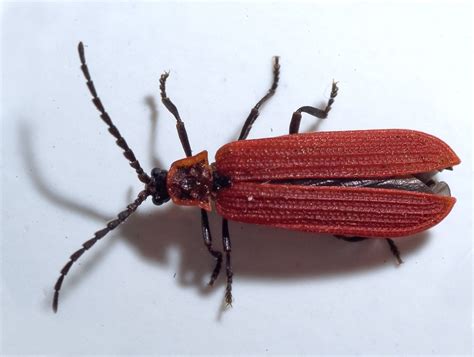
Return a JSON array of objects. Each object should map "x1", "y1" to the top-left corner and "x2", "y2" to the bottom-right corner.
[
  {"x1": 216, "y1": 183, "x2": 456, "y2": 238},
  {"x1": 215, "y1": 130, "x2": 460, "y2": 182}
]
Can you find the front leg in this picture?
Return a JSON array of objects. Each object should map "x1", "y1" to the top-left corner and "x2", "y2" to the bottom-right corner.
[{"x1": 159, "y1": 73, "x2": 224, "y2": 283}]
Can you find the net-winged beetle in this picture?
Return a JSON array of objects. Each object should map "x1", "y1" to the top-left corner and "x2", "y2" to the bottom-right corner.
[{"x1": 52, "y1": 42, "x2": 460, "y2": 312}]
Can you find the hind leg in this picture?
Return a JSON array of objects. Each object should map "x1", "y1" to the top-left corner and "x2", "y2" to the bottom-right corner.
[
  {"x1": 289, "y1": 81, "x2": 338, "y2": 134},
  {"x1": 335, "y1": 236, "x2": 403, "y2": 264}
]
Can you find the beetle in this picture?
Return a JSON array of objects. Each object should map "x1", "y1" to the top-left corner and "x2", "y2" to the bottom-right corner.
[{"x1": 52, "y1": 42, "x2": 460, "y2": 312}]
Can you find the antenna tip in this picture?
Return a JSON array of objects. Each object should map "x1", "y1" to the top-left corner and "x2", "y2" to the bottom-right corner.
[
  {"x1": 78, "y1": 42, "x2": 86, "y2": 64},
  {"x1": 52, "y1": 292, "x2": 59, "y2": 313}
]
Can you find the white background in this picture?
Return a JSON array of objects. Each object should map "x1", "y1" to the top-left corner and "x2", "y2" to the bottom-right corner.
[{"x1": 1, "y1": 1, "x2": 472, "y2": 355}]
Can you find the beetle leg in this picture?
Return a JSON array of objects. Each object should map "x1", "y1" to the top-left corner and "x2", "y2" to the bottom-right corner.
[
  {"x1": 335, "y1": 235, "x2": 367, "y2": 243},
  {"x1": 222, "y1": 219, "x2": 233, "y2": 306},
  {"x1": 386, "y1": 238, "x2": 404, "y2": 265},
  {"x1": 201, "y1": 209, "x2": 223, "y2": 286},
  {"x1": 159, "y1": 73, "x2": 225, "y2": 285},
  {"x1": 335, "y1": 235, "x2": 403, "y2": 265},
  {"x1": 159, "y1": 72, "x2": 193, "y2": 158},
  {"x1": 289, "y1": 81, "x2": 339, "y2": 134},
  {"x1": 222, "y1": 58, "x2": 279, "y2": 306},
  {"x1": 238, "y1": 57, "x2": 280, "y2": 140}
]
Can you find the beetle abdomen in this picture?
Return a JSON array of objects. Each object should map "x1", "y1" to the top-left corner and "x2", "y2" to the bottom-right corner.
[
  {"x1": 215, "y1": 183, "x2": 455, "y2": 238},
  {"x1": 215, "y1": 129, "x2": 460, "y2": 182}
]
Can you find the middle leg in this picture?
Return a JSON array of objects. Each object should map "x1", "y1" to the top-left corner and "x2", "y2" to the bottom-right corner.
[
  {"x1": 238, "y1": 56, "x2": 280, "y2": 140},
  {"x1": 221, "y1": 56, "x2": 281, "y2": 305},
  {"x1": 222, "y1": 219, "x2": 233, "y2": 306}
]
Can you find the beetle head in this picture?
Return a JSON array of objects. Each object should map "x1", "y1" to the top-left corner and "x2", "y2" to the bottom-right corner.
[{"x1": 148, "y1": 168, "x2": 171, "y2": 205}]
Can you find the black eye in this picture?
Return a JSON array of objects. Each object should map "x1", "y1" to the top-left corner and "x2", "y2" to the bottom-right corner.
[{"x1": 149, "y1": 168, "x2": 170, "y2": 206}]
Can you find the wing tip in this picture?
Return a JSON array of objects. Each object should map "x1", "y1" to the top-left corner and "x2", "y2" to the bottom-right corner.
[
  {"x1": 407, "y1": 129, "x2": 461, "y2": 169},
  {"x1": 391, "y1": 194, "x2": 456, "y2": 238}
]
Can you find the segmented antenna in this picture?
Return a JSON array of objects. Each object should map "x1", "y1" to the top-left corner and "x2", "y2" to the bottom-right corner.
[
  {"x1": 53, "y1": 190, "x2": 149, "y2": 312},
  {"x1": 53, "y1": 42, "x2": 154, "y2": 312},
  {"x1": 78, "y1": 42, "x2": 151, "y2": 184}
]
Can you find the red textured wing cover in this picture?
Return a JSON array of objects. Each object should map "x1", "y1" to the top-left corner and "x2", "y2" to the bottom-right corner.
[
  {"x1": 215, "y1": 183, "x2": 456, "y2": 238},
  {"x1": 215, "y1": 129, "x2": 460, "y2": 182}
]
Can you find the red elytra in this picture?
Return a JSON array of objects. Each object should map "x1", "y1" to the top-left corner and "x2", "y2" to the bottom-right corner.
[
  {"x1": 216, "y1": 183, "x2": 454, "y2": 238},
  {"x1": 165, "y1": 129, "x2": 459, "y2": 238},
  {"x1": 215, "y1": 129, "x2": 458, "y2": 181}
]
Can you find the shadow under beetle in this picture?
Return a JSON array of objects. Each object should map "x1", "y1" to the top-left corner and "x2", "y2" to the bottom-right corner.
[{"x1": 52, "y1": 42, "x2": 460, "y2": 312}]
